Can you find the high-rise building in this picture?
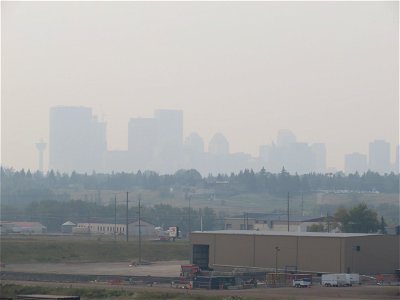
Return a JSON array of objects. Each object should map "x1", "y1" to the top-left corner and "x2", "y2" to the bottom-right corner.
[
  {"x1": 184, "y1": 132, "x2": 204, "y2": 154},
  {"x1": 183, "y1": 132, "x2": 206, "y2": 171},
  {"x1": 266, "y1": 131, "x2": 314, "y2": 174},
  {"x1": 153, "y1": 109, "x2": 183, "y2": 173},
  {"x1": 395, "y1": 145, "x2": 399, "y2": 174},
  {"x1": 344, "y1": 152, "x2": 368, "y2": 174},
  {"x1": 277, "y1": 129, "x2": 296, "y2": 147},
  {"x1": 208, "y1": 133, "x2": 229, "y2": 155},
  {"x1": 49, "y1": 106, "x2": 106, "y2": 173},
  {"x1": 369, "y1": 140, "x2": 391, "y2": 174}
]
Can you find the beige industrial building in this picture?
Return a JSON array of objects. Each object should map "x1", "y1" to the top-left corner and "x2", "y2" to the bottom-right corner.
[
  {"x1": 190, "y1": 230, "x2": 400, "y2": 275},
  {"x1": 74, "y1": 220, "x2": 156, "y2": 238}
]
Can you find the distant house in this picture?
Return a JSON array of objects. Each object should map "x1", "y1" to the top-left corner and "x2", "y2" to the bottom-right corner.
[
  {"x1": 1, "y1": 222, "x2": 47, "y2": 234},
  {"x1": 61, "y1": 221, "x2": 76, "y2": 233}
]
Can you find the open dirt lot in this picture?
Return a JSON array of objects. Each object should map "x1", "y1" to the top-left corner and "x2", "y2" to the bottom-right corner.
[
  {"x1": 4, "y1": 260, "x2": 188, "y2": 277},
  {"x1": 2, "y1": 262, "x2": 400, "y2": 299},
  {"x1": 2, "y1": 279, "x2": 399, "y2": 300}
]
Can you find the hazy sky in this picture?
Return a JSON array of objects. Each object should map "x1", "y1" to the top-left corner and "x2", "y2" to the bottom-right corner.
[{"x1": 2, "y1": 1, "x2": 399, "y2": 172}]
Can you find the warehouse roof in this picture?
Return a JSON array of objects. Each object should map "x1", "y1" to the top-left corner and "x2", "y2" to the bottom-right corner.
[{"x1": 192, "y1": 230, "x2": 381, "y2": 238}]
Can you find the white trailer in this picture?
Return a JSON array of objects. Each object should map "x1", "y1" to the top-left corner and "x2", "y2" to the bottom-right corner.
[
  {"x1": 345, "y1": 273, "x2": 360, "y2": 286},
  {"x1": 322, "y1": 274, "x2": 348, "y2": 287}
]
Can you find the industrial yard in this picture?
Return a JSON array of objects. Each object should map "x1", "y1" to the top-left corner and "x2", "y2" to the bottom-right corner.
[{"x1": 1, "y1": 234, "x2": 400, "y2": 299}]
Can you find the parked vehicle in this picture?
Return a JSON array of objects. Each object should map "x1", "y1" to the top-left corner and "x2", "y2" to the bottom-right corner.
[
  {"x1": 293, "y1": 278, "x2": 311, "y2": 288},
  {"x1": 345, "y1": 273, "x2": 360, "y2": 286},
  {"x1": 321, "y1": 273, "x2": 348, "y2": 287}
]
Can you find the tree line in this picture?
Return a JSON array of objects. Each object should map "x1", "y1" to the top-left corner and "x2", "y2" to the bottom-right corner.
[{"x1": 1, "y1": 167, "x2": 399, "y2": 207}]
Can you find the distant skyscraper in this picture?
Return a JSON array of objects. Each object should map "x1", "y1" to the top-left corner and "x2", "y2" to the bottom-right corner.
[
  {"x1": 208, "y1": 133, "x2": 229, "y2": 155},
  {"x1": 396, "y1": 145, "x2": 400, "y2": 174},
  {"x1": 183, "y1": 132, "x2": 205, "y2": 171},
  {"x1": 277, "y1": 129, "x2": 296, "y2": 147},
  {"x1": 49, "y1": 106, "x2": 106, "y2": 173},
  {"x1": 311, "y1": 143, "x2": 327, "y2": 173},
  {"x1": 266, "y1": 131, "x2": 314, "y2": 174},
  {"x1": 154, "y1": 109, "x2": 183, "y2": 173},
  {"x1": 184, "y1": 132, "x2": 204, "y2": 154},
  {"x1": 369, "y1": 140, "x2": 391, "y2": 174},
  {"x1": 344, "y1": 152, "x2": 368, "y2": 174}
]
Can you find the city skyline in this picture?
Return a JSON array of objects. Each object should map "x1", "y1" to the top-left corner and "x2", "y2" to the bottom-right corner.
[
  {"x1": 2, "y1": 2, "x2": 398, "y2": 171},
  {"x1": 32, "y1": 106, "x2": 400, "y2": 175}
]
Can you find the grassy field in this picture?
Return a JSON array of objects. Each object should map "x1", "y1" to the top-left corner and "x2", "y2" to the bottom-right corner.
[
  {"x1": 0, "y1": 235, "x2": 190, "y2": 264},
  {"x1": 0, "y1": 283, "x2": 235, "y2": 300}
]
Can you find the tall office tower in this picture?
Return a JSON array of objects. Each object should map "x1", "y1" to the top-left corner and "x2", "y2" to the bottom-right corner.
[
  {"x1": 277, "y1": 129, "x2": 296, "y2": 147},
  {"x1": 208, "y1": 133, "x2": 229, "y2": 155},
  {"x1": 311, "y1": 143, "x2": 327, "y2": 174},
  {"x1": 267, "y1": 130, "x2": 313, "y2": 174},
  {"x1": 369, "y1": 140, "x2": 391, "y2": 174},
  {"x1": 128, "y1": 117, "x2": 158, "y2": 171},
  {"x1": 344, "y1": 152, "x2": 368, "y2": 174},
  {"x1": 183, "y1": 132, "x2": 205, "y2": 170},
  {"x1": 184, "y1": 132, "x2": 204, "y2": 154},
  {"x1": 396, "y1": 145, "x2": 399, "y2": 174},
  {"x1": 49, "y1": 106, "x2": 106, "y2": 174},
  {"x1": 154, "y1": 109, "x2": 183, "y2": 173}
]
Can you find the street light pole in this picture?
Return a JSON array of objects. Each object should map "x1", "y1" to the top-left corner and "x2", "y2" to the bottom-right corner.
[
  {"x1": 126, "y1": 192, "x2": 129, "y2": 242},
  {"x1": 138, "y1": 194, "x2": 142, "y2": 264},
  {"x1": 188, "y1": 194, "x2": 191, "y2": 237},
  {"x1": 275, "y1": 246, "x2": 280, "y2": 274},
  {"x1": 287, "y1": 192, "x2": 290, "y2": 232},
  {"x1": 114, "y1": 194, "x2": 117, "y2": 241}
]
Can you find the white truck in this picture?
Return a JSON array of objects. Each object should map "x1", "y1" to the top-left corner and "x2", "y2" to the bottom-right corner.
[
  {"x1": 293, "y1": 278, "x2": 311, "y2": 288},
  {"x1": 321, "y1": 273, "x2": 348, "y2": 287}
]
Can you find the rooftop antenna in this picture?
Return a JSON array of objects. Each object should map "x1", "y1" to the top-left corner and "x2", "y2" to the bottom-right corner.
[{"x1": 35, "y1": 139, "x2": 46, "y2": 173}]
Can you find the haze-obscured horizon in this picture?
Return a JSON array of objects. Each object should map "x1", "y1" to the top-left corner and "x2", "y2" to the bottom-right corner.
[{"x1": 2, "y1": 1, "x2": 398, "y2": 172}]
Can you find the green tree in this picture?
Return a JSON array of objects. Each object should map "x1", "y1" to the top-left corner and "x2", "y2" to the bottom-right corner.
[
  {"x1": 307, "y1": 223, "x2": 325, "y2": 232},
  {"x1": 334, "y1": 203, "x2": 380, "y2": 233}
]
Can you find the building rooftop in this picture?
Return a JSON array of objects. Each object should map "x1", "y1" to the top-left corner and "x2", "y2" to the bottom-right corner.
[{"x1": 192, "y1": 230, "x2": 380, "y2": 238}]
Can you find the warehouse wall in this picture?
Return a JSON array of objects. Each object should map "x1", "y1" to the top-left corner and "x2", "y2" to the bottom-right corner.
[
  {"x1": 343, "y1": 235, "x2": 400, "y2": 274},
  {"x1": 191, "y1": 232, "x2": 400, "y2": 274}
]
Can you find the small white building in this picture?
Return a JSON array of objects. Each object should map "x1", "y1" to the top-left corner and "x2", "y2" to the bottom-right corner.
[
  {"x1": 61, "y1": 221, "x2": 76, "y2": 233},
  {"x1": 75, "y1": 220, "x2": 157, "y2": 238},
  {"x1": 2, "y1": 222, "x2": 47, "y2": 234}
]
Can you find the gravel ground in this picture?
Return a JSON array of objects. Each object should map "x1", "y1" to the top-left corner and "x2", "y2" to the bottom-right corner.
[
  {"x1": 2, "y1": 262, "x2": 400, "y2": 299},
  {"x1": 4, "y1": 260, "x2": 188, "y2": 277}
]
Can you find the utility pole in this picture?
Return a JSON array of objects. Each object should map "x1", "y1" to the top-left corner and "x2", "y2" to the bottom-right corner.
[
  {"x1": 287, "y1": 192, "x2": 290, "y2": 232},
  {"x1": 138, "y1": 194, "x2": 142, "y2": 264},
  {"x1": 114, "y1": 195, "x2": 117, "y2": 241},
  {"x1": 301, "y1": 192, "x2": 304, "y2": 217},
  {"x1": 126, "y1": 192, "x2": 129, "y2": 242},
  {"x1": 275, "y1": 246, "x2": 280, "y2": 274},
  {"x1": 188, "y1": 194, "x2": 191, "y2": 237},
  {"x1": 327, "y1": 212, "x2": 330, "y2": 233}
]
